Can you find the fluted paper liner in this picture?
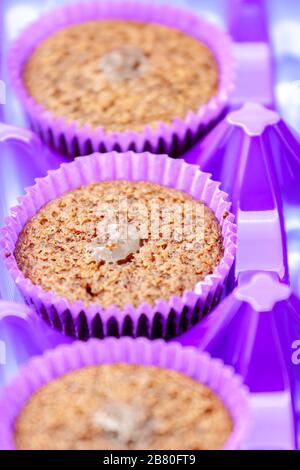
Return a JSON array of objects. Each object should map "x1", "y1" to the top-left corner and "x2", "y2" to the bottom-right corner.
[
  {"x1": 8, "y1": 1, "x2": 235, "y2": 158},
  {"x1": 0, "y1": 338, "x2": 251, "y2": 450},
  {"x1": 2, "y1": 152, "x2": 236, "y2": 339}
]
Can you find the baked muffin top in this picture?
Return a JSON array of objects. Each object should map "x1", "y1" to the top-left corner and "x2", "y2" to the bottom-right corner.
[
  {"x1": 14, "y1": 180, "x2": 224, "y2": 308},
  {"x1": 23, "y1": 20, "x2": 219, "y2": 132},
  {"x1": 15, "y1": 363, "x2": 232, "y2": 450}
]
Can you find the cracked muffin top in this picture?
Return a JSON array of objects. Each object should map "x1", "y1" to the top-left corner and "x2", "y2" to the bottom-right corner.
[
  {"x1": 14, "y1": 180, "x2": 224, "y2": 308},
  {"x1": 14, "y1": 363, "x2": 232, "y2": 450},
  {"x1": 23, "y1": 20, "x2": 219, "y2": 132}
]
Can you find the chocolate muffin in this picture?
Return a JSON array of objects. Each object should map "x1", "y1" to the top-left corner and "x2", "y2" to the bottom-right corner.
[
  {"x1": 14, "y1": 363, "x2": 232, "y2": 450},
  {"x1": 14, "y1": 180, "x2": 224, "y2": 309},
  {"x1": 23, "y1": 20, "x2": 219, "y2": 132}
]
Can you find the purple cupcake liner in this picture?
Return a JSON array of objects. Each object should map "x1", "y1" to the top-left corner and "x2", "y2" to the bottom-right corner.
[
  {"x1": 0, "y1": 338, "x2": 251, "y2": 450},
  {"x1": 8, "y1": 0, "x2": 235, "y2": 158},
  {"x1": 1, "y1": 151, "x2": 236, "y2": 340}
]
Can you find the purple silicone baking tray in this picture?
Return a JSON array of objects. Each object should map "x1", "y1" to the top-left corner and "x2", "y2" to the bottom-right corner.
[{"x1": 0, "y1": 0, "x2": 300, "y2": 450}]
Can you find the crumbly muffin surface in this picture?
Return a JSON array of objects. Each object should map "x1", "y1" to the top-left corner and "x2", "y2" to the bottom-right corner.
[
  {"x1": 15, "y1": 364, "x2": 232, "y2": 450},
  {"x1": 23, "y1": 20, "x2": 219, "y2": 131},
  {"x1": 14, "y1": 180, "x2": 224, "y2": 308}
]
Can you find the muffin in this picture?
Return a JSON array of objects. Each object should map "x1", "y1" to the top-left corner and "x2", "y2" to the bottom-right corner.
[
  {"x1": 3, "y1": 152, "x2": 236, "y2": 339},
  {"x1": 0, "y1": 339, "x2": 250, "y2": 450},
  {"x1": 15, "y1": 363, "x2": 232, "y2": 450},
  {"x1": 14, "y1": 180, "x2": 224, "y2": 309},
  {"x1": 23, "y1": 20, "x2": 218, "y2": 133},
  {"x1": 9, "y1": 1, "x2": 235, "y2": 156}
]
